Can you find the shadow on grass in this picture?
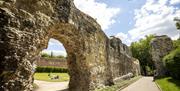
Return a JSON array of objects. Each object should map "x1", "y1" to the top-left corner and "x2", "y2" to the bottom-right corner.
[
  {"x1": 156, "y1": 76, "x2": 180, "y2": 89},
  {"x1": 167, "y1": 78, "x2": 180, "y2": 89}
]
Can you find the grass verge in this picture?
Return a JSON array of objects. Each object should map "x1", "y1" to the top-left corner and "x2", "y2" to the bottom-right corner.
[
  {"x1": 34, "y1": 73, "x2": 69, "y2": 82},
  {"x1": 96, "y1": 76, "x2": 141, "y2": 91},
  {"x1": 155, "y1": 77, "x2": 180, "y2": 91}
]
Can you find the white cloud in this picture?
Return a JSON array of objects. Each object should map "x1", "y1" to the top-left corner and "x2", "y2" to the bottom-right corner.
[
  {"x1": 170, "y1": 0, "x2": 180, "y2": 5},
  {"x1": 116, "y1": 32, "x2": 128, "y2": 41},
  {"x1": 74, "y1": 0, "x2": 120, "y2": 30},
  {"x1": 115, "y1": 32, "x2": 132, "y2": 46},
  {"x1": 119, "y1": 0, "x2": 180, "y2": 45}
]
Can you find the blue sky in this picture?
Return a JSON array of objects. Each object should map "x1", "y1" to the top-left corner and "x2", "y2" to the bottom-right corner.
[
  {"x1": 96, "y1": 0, "x2": 146, "y2": 36},
  {"x1": 43, "y1": 0, "x2": 180, "y2": 56}
]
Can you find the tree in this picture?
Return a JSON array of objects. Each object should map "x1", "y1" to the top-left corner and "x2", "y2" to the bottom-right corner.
[
  {"x1": 163, "y1": 48, "x2": 180, "y2": 80},
  {"x1": 50, "y1": 51, "x2": 54, "y2": 58},
  {"x1": 57, "y1": 55, "x2": 66, "y2": 59},
  {"x1": 173, "y1": 39, "x2": 180, "y2": 49},
  {"x1": 174, "y1": 17, "x2": 180, "y2": 39},
  {"x1": 130, "y1": 35, "x2": 155, "y2": 76},
  {"x1": 41, "y1": 53, "x2": 50, "y2": 58}
]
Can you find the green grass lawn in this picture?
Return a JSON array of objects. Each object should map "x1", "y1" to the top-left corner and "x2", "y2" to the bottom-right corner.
[
  {"x1": 34, "y1": 73, "x2": 70, "y2": 82},
  {"x1": 155, "y1": 77, "x2": 180, "y2": 91}
]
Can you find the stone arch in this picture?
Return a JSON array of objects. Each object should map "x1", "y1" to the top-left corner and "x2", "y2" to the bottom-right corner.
[
  {"x1": 50, "y1": 23, "x2": 111, "y2": 91},
  {"x1": 0, "y1": 0, "x2": 113, "y2": 91}
]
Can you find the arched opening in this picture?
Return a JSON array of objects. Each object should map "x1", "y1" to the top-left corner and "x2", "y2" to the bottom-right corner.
[
  {"x1": 49, "y1": 24, "x2": 92, "y2": 91},
  {"x1": 42, "y1": 23, "x2": 113, "y2": 91},
  {"x1": 34, "y1": 38, "x2": 69, "y2": 91}
]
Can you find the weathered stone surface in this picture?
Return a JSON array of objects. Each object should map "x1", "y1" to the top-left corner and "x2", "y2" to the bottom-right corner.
[
  {"x1": 150, "y1": 35, "x2": 173, "y2": 76},
  {"x1": 108, "y1": 36, "x2": 141, "y2": 83},
  {"x1": 0, "y1": 0, "x2": 140, "y2": 91}
]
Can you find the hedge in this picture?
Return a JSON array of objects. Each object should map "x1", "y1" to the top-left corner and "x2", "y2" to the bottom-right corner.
[
  {"x1": 163, "y1": 47, "x2": 180, "y2": 80},
  {"x1": 36, "y1": 66, "x2": 68, "y2": 73}
]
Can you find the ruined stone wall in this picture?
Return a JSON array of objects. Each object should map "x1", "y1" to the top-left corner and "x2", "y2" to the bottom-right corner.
[
  {"x1": 36, "y1": 57, "x2": 67, "y2": 68},
  {"x1": 0, "y1": 0, "x2": 140, "y2": 91},
  {"x1": 108, "y1": 37, "x2": 141, "y2": 82},
  {"x1": 150, "y1": 35, "x2": 173, "y2": 76}
]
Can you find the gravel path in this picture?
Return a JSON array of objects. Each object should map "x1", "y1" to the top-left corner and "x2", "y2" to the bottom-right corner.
[
  {"x1": 34, "y1": 80, "x2": 69, "y2": 91},
  {"x1": 34, "y1": 77, "x2": 160, "y2": 91},
  {"x1": 121, "y1": 77, "x2": 160, "y2": 91}
]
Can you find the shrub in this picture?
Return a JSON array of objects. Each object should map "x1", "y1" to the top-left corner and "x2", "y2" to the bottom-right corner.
[
  {"x1": 163, "y1": 48, "x2": 180, "y2": 80},
  {"x1": 41, "y1": 53, "x2": 51, "y2": 58},
  {"x1": 57, "y1": 55, "x2": 66, "y2": 59},
  {"x1": 36, "y1": 66, "x2": 68, "y2": 73},
  {"x1": 173, "y1": 39, "x2": 180, "y2": 49}
]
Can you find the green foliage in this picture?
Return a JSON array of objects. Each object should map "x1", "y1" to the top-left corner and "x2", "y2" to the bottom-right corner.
[
  {"x1": 176, "y1": 22, "x2": 180, "y2": 30},
  {"x1": 174, "y1": 17, "x2": 180, "y2": 39},
  {"x1": 36, "y1": 66, "x2": 68, "y2": 73},
  {"x1": 41, "y1": 52, "x2": 66, "y2": 59},
  {"x1": 163, "y1": 48, "x2": 180, "y2": 80},
  {"x1": 41, "y1": 53, "x2": 51, "y2": 58},
  {"x1": 130, "y1": 35, "x2": 155, "y2": 75},
  {"x1": 50, "y1": 51, "x2": 54, "y2": 58},
  {"x1": 57, "y1": 55, "x2": 66, "y2": 59},
  {"x1": 173, "y1": 39, "x2": 180, "y2": 49},
  {"x1": 145, "y1": 66, "x2": 154, "y2": 76},
  {"x1": 174, "y1": 17, "x2": 180, "y2": 30}
]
